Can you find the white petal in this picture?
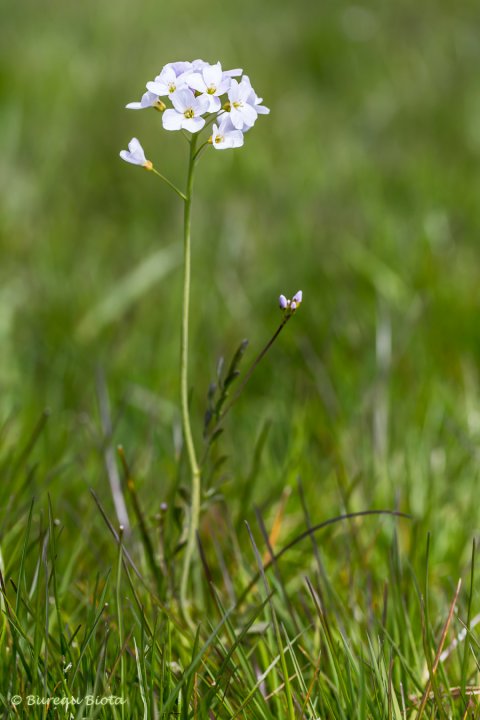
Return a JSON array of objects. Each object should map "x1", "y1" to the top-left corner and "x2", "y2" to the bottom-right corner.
[
  {"x1": 162, "y1": 109, "x2": 184, "y2": 130},
  {"x1": 146, "y1": 81, "x2": 169, "y2": 96},
  {"x1": 229, "y1": 107, "x2": 245, "y2": 129},
  {"x1": 186, "y1": 73, "x2": 206, "y2": 93},
  {"x1": 126, "y1": 90, "x2": 157, "y2": 109},
  {"x1": 193, "y1": 94, "x2": 210, "y2": 115},
  {"x1": 229, "y1": 130, "x2": 244, "y2": 148},
  {"x1": 183, "y1": 116, "x2": 205, "y2": 133},
  {"x1": 170, "y1": 88, "x2": 195, "y2": 113},
  {"x1": 120, "y1": 150, "x2": 137, "y2": 164},
  {"x1": 206, "y1": 95, "x2": 221, "y2": 113},
  {"x1": 216, "y1": 78, "x2": 231, "y2": 95},
  {"x1": 217, "y1": 114, "x2": 236, "y2": 133},
  {"x1": 241, "y1": 103, "x2": 258, "y2": 127},
  {"x1": 160, "y1": 66, "x2": 177, "y2": 84},
  {"x1": 224, "y1": 67, "x2": 243, "y2": 77},
  {"x1": 203, "y1": 61, "x2": 222, "y2": 87},
  {"x1": 228, "y1": 79, "x2": 240, "y2": 103},
  {"x1": 120, "y1": 138, "x2": 146, "y2": 165},
  {"x1": 237, "y1": 79, "x2": 253, "y2": 102},
  {"x1": 128, "y1": 137, "x2": 145, "y2": 157},
  {"x1": 192, "y1": 58, "x2": 208, "y2": 70}
]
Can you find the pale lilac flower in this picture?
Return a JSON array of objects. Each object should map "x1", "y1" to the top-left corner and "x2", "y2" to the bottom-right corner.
[
  {"x1": 162, "y1": 89, "x2": 210, "y2": 132},
  {"x1": 186, "y1": 61, "x2": 231, "y2": 112},
  {"x1": 279, "y1": 294, "x2": 288, "y2": 309},
  {"x1": 227, "y1": 79, "x2": 258, "y2": 130},
  {"x1": 147, "y1": 65, "x2": 189, "y2": 97},
  {"x1": 119, "y1": 138, "x2": 152, "y2": 169},
  {"x1": 126, "y1": 90, "x2": 162, "y2": 110},
  {"x1": 210, "y1": 116, "x2": 244, "y2": 150}
]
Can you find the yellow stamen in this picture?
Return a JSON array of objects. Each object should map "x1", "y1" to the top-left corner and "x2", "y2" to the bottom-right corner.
[{"x1": 143, "y1": 160, "x2": 153, "y2": 171}]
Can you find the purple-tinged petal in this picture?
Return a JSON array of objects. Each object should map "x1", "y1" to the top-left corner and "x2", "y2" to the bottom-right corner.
[
  {"x1": 170, "y1": 61, "x2": 193, "y2": 75},
  {"x1": 279, "y1": 295, "x2": 288, "y2": 309},
  {"x1": 293, "y1": 291, "x2": 303, "y2": 304}
]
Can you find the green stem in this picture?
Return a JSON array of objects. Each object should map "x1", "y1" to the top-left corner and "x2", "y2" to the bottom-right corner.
[
  {"x1": 179, "y1": 134, "x2": 201, "y2": 618},
  {"x1": 151, "y1": 168, "x2": 187, "y2": 200}
]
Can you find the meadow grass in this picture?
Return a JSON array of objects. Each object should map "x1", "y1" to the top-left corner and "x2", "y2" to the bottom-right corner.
[{"x1": 1, "y1": 0, "x2": 480, "y2": 716}]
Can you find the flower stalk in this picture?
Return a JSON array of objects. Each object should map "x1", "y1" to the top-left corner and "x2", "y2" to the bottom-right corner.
[{"x1": 179, "y1": 134, "x2": 201, "y2": 614}]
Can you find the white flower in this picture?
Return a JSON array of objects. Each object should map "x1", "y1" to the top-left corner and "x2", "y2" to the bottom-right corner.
[
  {"x1": 226, "y1": 79, "x2": 258, "y2": 130},
  {"x1": 119, "y1": 138, "x2": 152, "y2": 169},
  {"x1": 279, "y1": 294, "x2": 288, "y2": 309},
  {"x1": 186, "y1": 61, "x2": 231, "y2": 112},
  {"x1": 126, "y1": 90, "x2": 161, "y2": 110},
  {"x1": 210, "y1": 116, "x2": 244, "y2": 150},
  {"x1": 146, "y1": 65, "x2": 189, "y2": 97},
  {"x1": 162, "y1": 88, "x2": 209, "y2": 133}
]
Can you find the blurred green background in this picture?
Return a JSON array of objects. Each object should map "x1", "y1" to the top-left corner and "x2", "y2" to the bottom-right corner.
[{"x1": 1, "y1": 0, "x2": 480, "y2": 573}]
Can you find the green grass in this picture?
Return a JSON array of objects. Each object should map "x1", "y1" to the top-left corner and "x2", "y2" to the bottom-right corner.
[{"x1": 1, "y1": 0, "x2": 480, "y2": 716}]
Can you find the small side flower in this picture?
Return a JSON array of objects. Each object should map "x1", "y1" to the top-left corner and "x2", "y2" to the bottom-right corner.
[{"x1": 119, "y1": 138, "x2": 153, "y2": 170}]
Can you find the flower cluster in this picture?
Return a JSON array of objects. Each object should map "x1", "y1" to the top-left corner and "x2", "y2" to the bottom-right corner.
[
  {"x1": 279, "y1": 291, "x2": 303, "y2": 313},
  {"x1": 126, "y1": 59, "x2": 269, "y2": 150}
]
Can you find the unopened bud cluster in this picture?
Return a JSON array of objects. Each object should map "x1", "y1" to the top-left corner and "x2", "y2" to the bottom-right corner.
[{"x1": 279, "y1": 291, "x2": 303, "y2": 313}]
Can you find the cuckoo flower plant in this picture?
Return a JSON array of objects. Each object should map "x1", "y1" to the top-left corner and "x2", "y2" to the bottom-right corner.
[{"x1": 120, "y1": 59, "x2": 271, "y2": 617}]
